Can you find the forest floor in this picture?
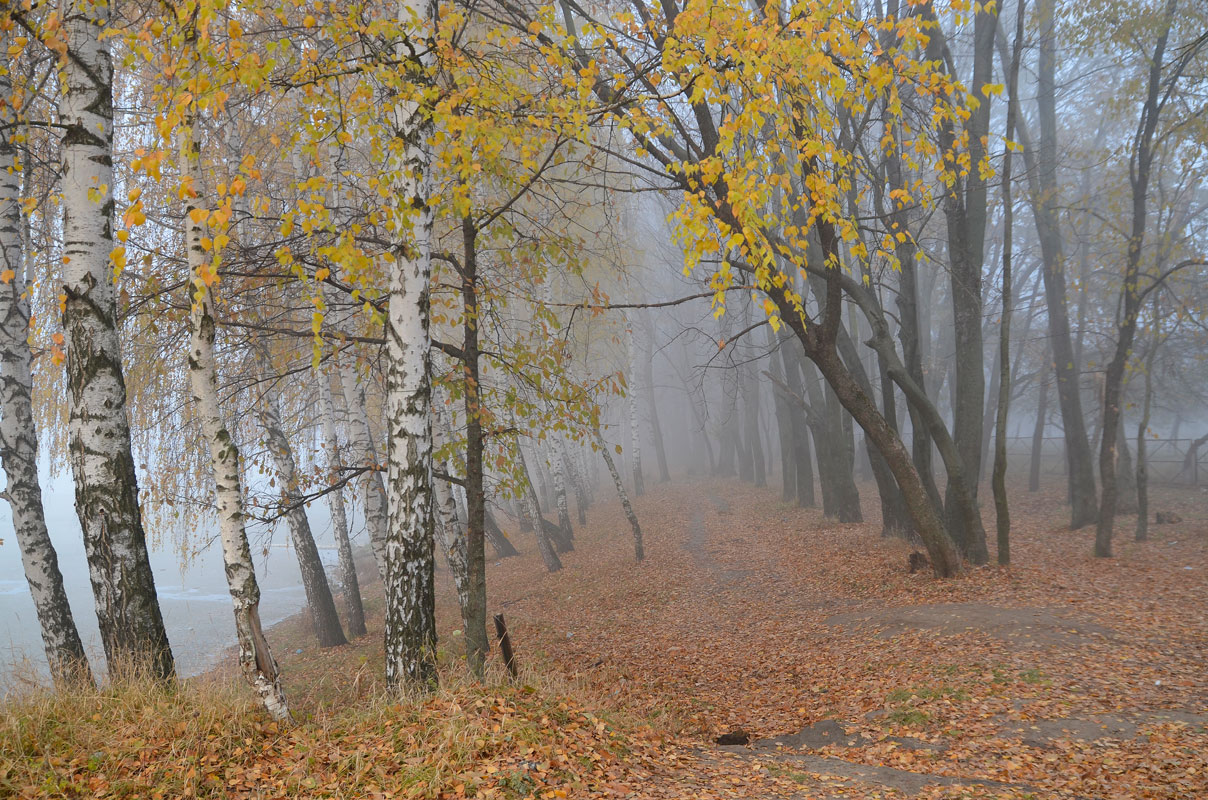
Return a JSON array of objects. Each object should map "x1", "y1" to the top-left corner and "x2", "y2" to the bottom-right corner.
[
  {"x1": 3, "y1": 475, "x2": 1206, "y2": 799},
  {"x1": 466, "y1": 476, "x2": 1208, "y2": 799}
]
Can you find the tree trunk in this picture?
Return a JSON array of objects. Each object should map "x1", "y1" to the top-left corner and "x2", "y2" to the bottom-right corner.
[
  {"x1": 562, "y1": 444, "x2": 588, "y2": 526},
  {"x1": 548, "y1": 441, "x2": 574, "y2": 546},
  {"x1": 778, "y1": 333, "x2": 816, "y2": 507},
  {"x1": 457, "y1": 216, "x2": 488, "y2": 674},
  {"x1": 316, "y1": 367, "x2": 366, "y2": 638},
  {"x1": 1030, "y1": 356, "x2": 1049, "y2": 492},
  {"x1": 766, "y1": 328, "x2": 798, "y2": 502},
  {"x1": 0, "y1": 53, "x2": 92, "y2": 686},
  {"x1": 1135, "y1": 318, "x2": 1157, "y2": 541},
  {"x1": 515, "y1": 436, "x2": 562, "y2": 572},
  {"x1": 60, "y1": 0, "x2": 174, "y2": 680},
  {"x1": 594, "y1": 428, "x2": 643, "y2": 561},
  {"x1": 182, "y1": 125, "x2": 289, "y2": 718},
  {"x1": 432, "y1": 418, "x2": 476, "y2": 668},
  {"x1": 994, "y1": 0, "x2": 1026, "y2": 566},
  {"x1": 339, "y1": 365, "x2": 390, "y2": 583},
  {"x1": 1019, "y1": 0, "x2": 1098, "y2": 528},
  {"x1": 1095, "y1": 0, "x2": 1175, "y2": 558},
  {"x1": 639, "y1": 312, "x2": 671, "y2": 483},
  {"x1": 257, "y1": 371, "x2": 347, "y2": 649},
  {"x1": 484, "y1": 510, "x2": 520, "y2": 558},
  {"x1": 625, "y1": 322, "x2": 645, "y2": 496},
  {"x1": 835, "y1": 326, "x2": 908, "y2": 536},
  {"x1": 1115, "y1": 417, "x2": 1138, "y2": 517}
]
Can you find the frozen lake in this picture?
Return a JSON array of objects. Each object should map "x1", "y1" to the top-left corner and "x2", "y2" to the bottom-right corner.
[{"x1": 0, "y1": 467, "x2": 350, "y2": 689}]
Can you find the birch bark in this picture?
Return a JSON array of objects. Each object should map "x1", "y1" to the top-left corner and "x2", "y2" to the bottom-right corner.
[
  {"x1": 382, "y1": 0, "x2": 438, "y2": 689},
  {"x1": 339, "y1": 365, "x2": 389, "y2": 582},
  {"x1": 0, "y1": 42, "x2": 91, "y2": 686},
  {"x1": 256, "y1": 367, "x2": 347, "y2": 648},
  {"x1": 60, "y1": 0, "x2": 173, "y2": 679},
  {"x1": 182, "y1": 124, "x2": 290, "y2": 718},
  {"x1": 593, "y1": 428, "x2": 643, "y2": 562},
  {"x1": 316, "y1": 366, "x2": 366, "y2": 637}
]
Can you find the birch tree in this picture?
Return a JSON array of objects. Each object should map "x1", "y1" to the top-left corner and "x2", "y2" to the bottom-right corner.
[
  {"x1": 381, "y1": 0, "x2": 438, "y2": 690},
  {"x1": 316, "y1": 366, "x2": 366, "y2": 638},
  {"x1": 59, "y1": 0, "x2": 173, "y2": 679},
  {"x1": 0, "y1": 29, "x2": 91, "y2": 686},
  {"x1": 181, "y1": 116, "x2": 291, "y2": 719},
  {"x1": 256, "y1": 355, "x2": 347, "y2": 648}
]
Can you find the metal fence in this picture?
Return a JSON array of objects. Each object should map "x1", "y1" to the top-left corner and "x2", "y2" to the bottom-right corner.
[{"x1": 1003, "y1": 436, "x2": 1207, "y2": 486}]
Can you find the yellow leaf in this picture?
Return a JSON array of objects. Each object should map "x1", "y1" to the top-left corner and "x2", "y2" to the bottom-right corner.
[{"x1": 0, "y1": 269, "x2": 14, "y2": 284}]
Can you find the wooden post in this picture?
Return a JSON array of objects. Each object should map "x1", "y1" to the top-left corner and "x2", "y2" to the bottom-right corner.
[{"x1": 493, "y1": 614, "x2": 518, "y2": 680}]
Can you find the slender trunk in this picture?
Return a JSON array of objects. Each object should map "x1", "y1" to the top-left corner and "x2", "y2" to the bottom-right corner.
[
  {"x1": 835, "y1": 326, "x2": 908, "y2": 536},
  {"x1": 779, "y1": 333, "x2": 816, "y2": 507},
  {"x1": 594, "y1": 428, "x2": 643, "y2": 561},
  {"x1": 1135, "y1": 321, "x2": 1157, "y2": 541},
  {"x1": 638, "y1": 312, "x2": 671, "y2": 483},
  {"x1": 516, "y1": 440, "x2": 563, "y2": 572},
  {"x1": 1017, "y1": 0, "x2": 1098, "y2": 527},
  {"x1": 625, "y1": 322, "x2": 645, "y2": 496},
  {"x1": 1095, "y1": 0, "x2": 1175, "y2": 558},
  {"x1": 0, "y1": 52, "x2": 91, "y2": 686},
  {"x1": 61, "y1": 0, "x2": 174, "y2": 680},
  {"x1": 1030, "y1": 356, "x2": 1050, "y2": 492},
  {"x1": 182, "y1": 125, "x2": 289, "y2": 718},
  {"x1": 766, "y1": 328, "x2": 797, "y2": 502},
  {"x1": 484, "y1": 509, "x2": 520, "y2": 558},
  {"x1": 563, "y1": 444, "x2": 588, "y2": 526},
  {"x1": 994, "y1": 0, "x2": 1026, "y2": 566},
  {"x1": 1116, "y1": 417, "x2": 1138, "y2": 516},
  {"x1": 316, "y1": 367, "x2": 366, "y2": 637},
  {"x1": 432, "y1": 419, "x2": 474, "y2": 665},
  {"x1": 339, "y1": 365, "x2": 390, "y2": 583},
  {"x1": 257, "y1": 372, "x2": 347, "y2": 648},
  {"x1": 806, "y1": 355, "x2": 861, "y2": 521},
  {"x1": 458, "y1": 216, "x2": 488, "y2": 674},
  {"x1": 548, "y1": 441, "x2": 574, "y2": 545}
]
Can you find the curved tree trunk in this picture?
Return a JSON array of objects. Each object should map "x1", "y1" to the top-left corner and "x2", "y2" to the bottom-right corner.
[
  {"x1": 0, "y1": 54, "x2": 91, "y2": 686},
  {"x1": 316, "y1": 367, "x2": 366, "y2": 638},
  {"x1": 516, "y1": 440, "x2": 562, "y2": 572},
  {"x1": 60, "y1": 0, "x2": 174, "y2": 680},
  {"x1": 339, "y1": 364, "x2": 390, "y2": 584},
  {"x1": 594, "y1": 427, "x2": 643, "y2": 562},
  {"x1": 484, "y1": 510, "x2": 520, "y2": 559},
  {"x1": 182, "y1": 123, "x2": 289, "y2": 718},
  {"x1": 256, "y1": 371, "x2": 347, "y2": 649}
]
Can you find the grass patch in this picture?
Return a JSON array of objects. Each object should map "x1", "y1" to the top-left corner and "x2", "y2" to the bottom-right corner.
[
  {"x1": 0, "y1": 662, "x2": 643, "y2": 799},
  {"x1": 887, "y1": 685, "x2": 971, "y2": 704},
  {"x1": 887, "y1": 708, "x2": 931, "y2": 727}
]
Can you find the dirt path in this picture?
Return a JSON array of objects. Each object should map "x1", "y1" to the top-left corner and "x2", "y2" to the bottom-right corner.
[{"x1": 472, "y1": 478, "x2": 1208, "y2": 798}]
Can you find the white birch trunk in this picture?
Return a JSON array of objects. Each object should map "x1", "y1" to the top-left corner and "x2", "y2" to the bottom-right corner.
[
  {"x1": 256, "y1": 364, "x2": 347, "y2": 648},
  {"x1": 0, "y1": 47, "x2": 92, "y2": 686},
  {"x1": 181, "y1": 124, "x2": 289, "y2": 719},
  {"x1": 432, "y1": 421, "x2": 471, "y2": 630},
  {"x1": 625, "y1": 320, "x2": 645, "y2": 496},
  {"x1": 316, "y1": 365, "x2": 366, "y2": 637},
  {"x1": 594, "y1": 427, "x2": 644, "y2": 562},
  {"x1": 547, "y1": 440, "x2": 573, "y2": 542},
  {"x1": 516, "y1": 440, "x2": 562, "y2": 572},
  {"x1": 339, "y1": 364, "x2": 390, "y2": 582},
  {"x1": 60, "y1": 0, "x2": 173, "y2": 679},
  {"x1": 382, "y1": 0, "x2": 438, "y2": 689}
]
